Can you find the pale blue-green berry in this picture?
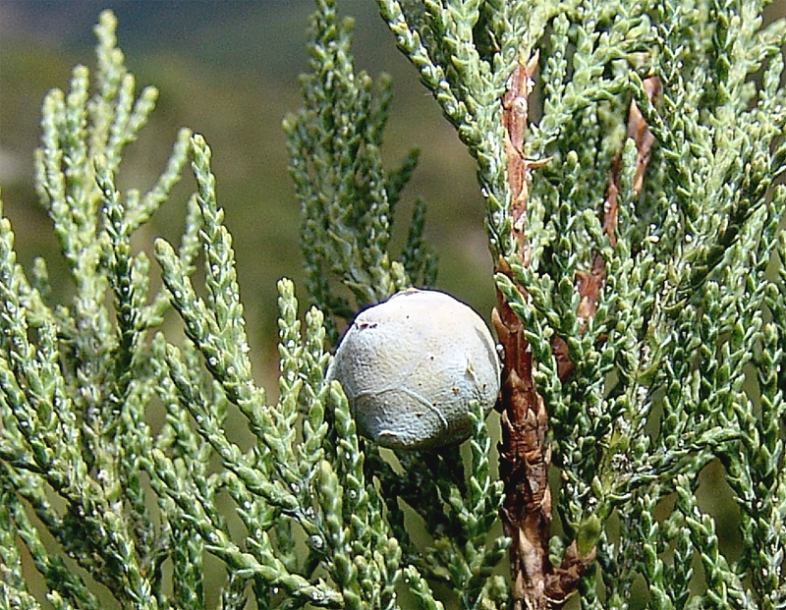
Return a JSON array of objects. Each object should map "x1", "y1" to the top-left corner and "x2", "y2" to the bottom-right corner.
[{"x1": 328, "y1": 289, "x2": 501, "y2": 449}]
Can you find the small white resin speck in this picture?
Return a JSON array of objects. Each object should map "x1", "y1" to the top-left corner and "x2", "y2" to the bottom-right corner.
[{"x1": 327, "y1": 289, "x2": 501, "y2": 449}]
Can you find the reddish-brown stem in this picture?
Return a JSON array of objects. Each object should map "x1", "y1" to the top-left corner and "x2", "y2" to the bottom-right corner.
[
  {"x1": 576, "y1": 76, "x2": 660, "y2": 323},
  {"x1": 493, "y1": 283, "x2": 552, "y2": 609},
  {"x1": 495, "y1": 53, "x2": 557, "y2": 610},
  {"x1": 494, "y1": 59, "x2": 660, "y2": 608}
]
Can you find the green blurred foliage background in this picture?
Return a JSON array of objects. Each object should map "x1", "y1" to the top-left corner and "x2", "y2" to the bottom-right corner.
[
  {"x1": 0, "y1": 0, "x2": 495, "y2": 379},
  {"x1": 1, "y1": 2, "x2": 783, "y2": 606},
  {"x1": 0, "y1": 6, "x2": 496, "y2": 604}
]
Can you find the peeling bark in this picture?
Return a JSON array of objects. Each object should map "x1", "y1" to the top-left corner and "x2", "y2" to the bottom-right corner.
[
  {"x1": 495, "y1": 59, "x2": 660, "y2": 608},
  {"x1": 493, "y1": 284, "x2": 552, "y2": 609},
  {"x1": 496, "y1": 53, "x2": 556, "y2": 610}
]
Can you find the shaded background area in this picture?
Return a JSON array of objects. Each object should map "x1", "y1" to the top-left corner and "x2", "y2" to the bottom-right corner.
[
  {"x1": 0, "y1": 0, "x2": 493, "y2": 372},
  {"x1": 0, "y1": 3, "x2": 496, "y2": 606}
]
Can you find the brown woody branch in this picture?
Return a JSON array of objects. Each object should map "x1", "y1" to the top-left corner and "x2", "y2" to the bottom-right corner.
[
  {"x1": 495, "y1": 53, "x2": 562, "y2": 610},
  {"x1": 494, "y1": 59, "x2": 660, "y2": 609}
]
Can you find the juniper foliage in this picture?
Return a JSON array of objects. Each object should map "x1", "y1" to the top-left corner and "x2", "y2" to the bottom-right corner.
[
  {"x1": 0, "y1": 2, "x2": 784, "y2": 610},
  {"x1": 283, "y1": 2, "x2": 437, "y2": 341},
  {"x1": 375, "y1": 0, "x2": 786, "y2": 607}
]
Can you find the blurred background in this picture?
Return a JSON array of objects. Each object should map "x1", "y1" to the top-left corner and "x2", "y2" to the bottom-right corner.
[
  {"x1": 0, "y1": 4, "x2": 498, "y2": 606},
  {"x1": 0, "y1": 0, "x2": 494, "y2": 374},
  {"x1": 2, "y1": 2, "x2": 783, "y2": 607}
]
